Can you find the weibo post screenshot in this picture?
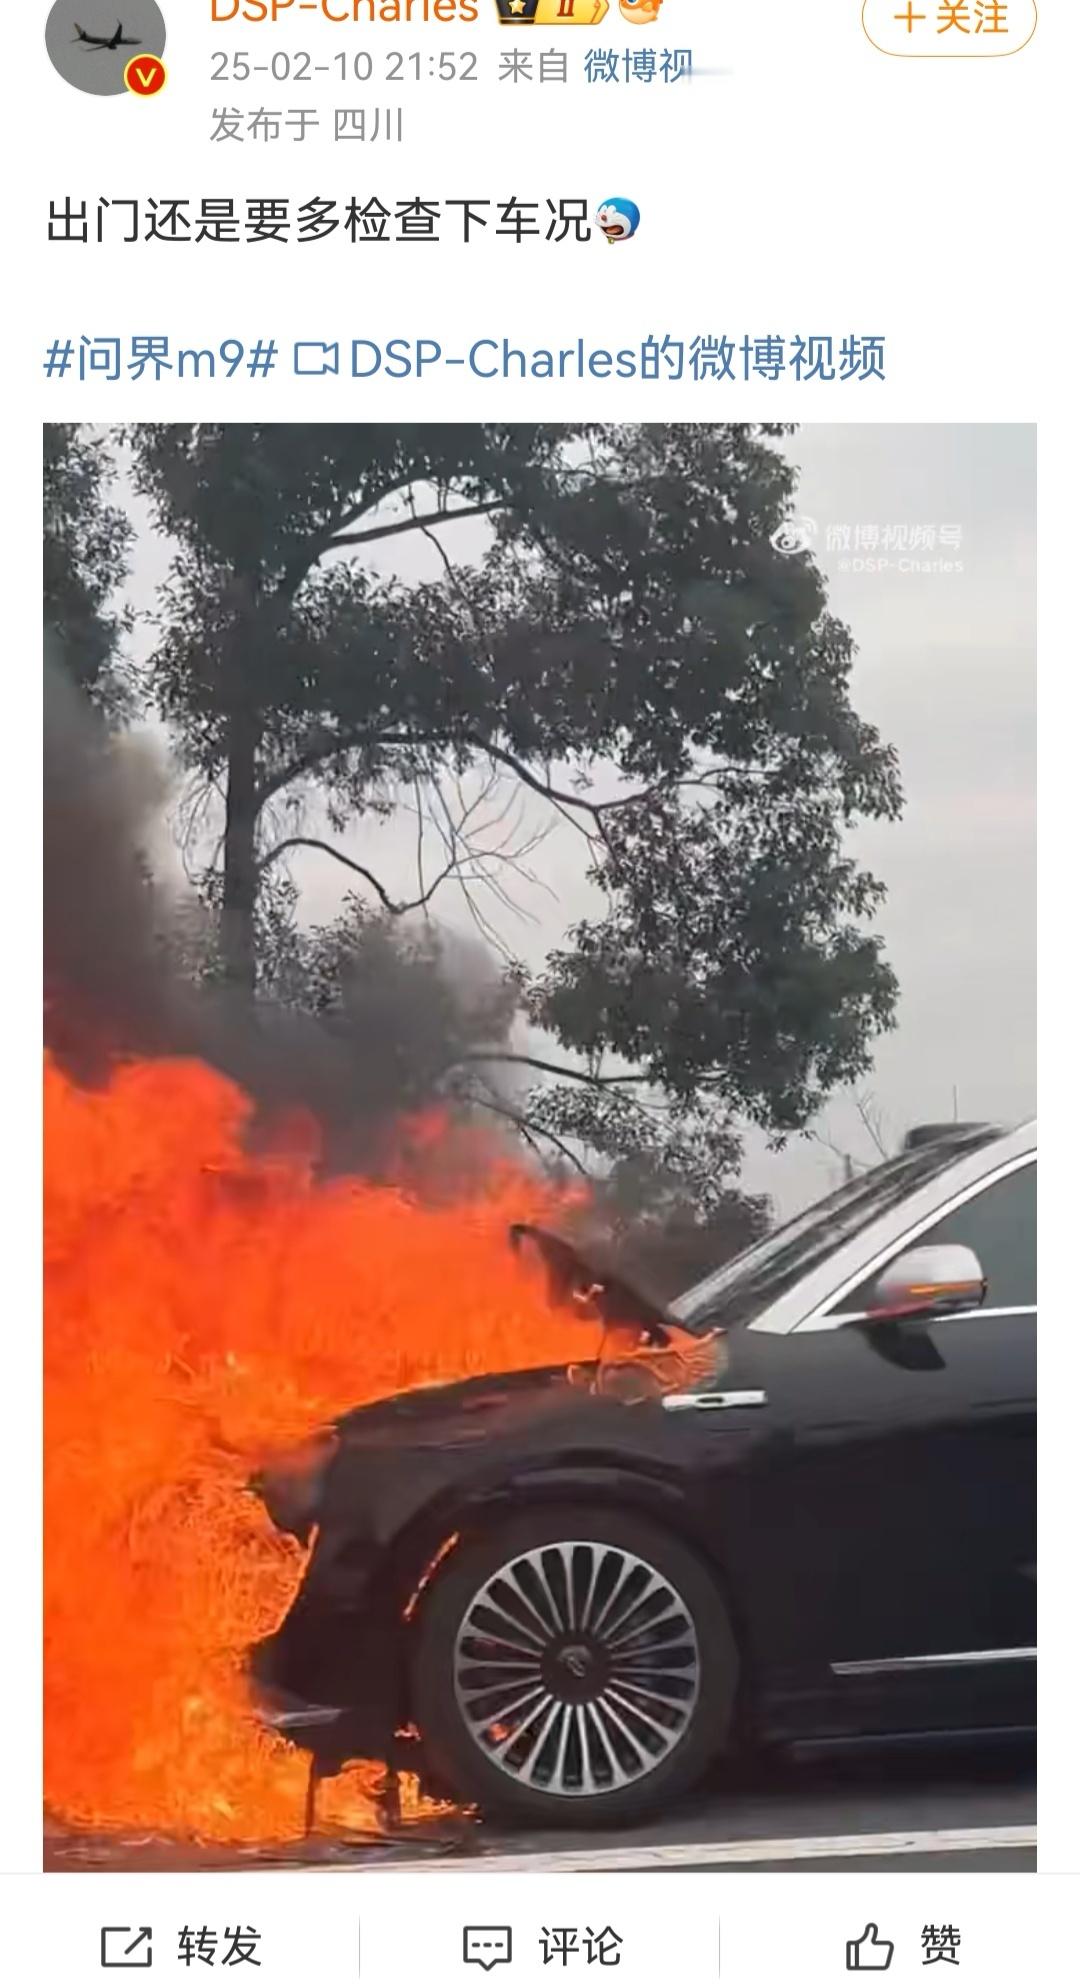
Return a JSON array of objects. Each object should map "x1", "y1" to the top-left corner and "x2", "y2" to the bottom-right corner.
[{"x1": 2, "y1": 0, "x2": 1073, "y2": 1973}]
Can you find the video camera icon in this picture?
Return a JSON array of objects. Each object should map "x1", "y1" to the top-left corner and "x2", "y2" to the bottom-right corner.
[{"x1": 463, "y1": 1928, "x2": 513, "y2": 1971}]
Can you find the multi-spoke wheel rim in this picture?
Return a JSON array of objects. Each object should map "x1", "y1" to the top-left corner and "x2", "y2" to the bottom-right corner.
[{"x1": 452, "y1": 1539, "x2": 700, "y2": 1797}]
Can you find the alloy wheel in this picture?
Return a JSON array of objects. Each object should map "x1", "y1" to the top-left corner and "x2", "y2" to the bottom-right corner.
[{"x1": 452, "y1": 1539, "x2": 701, "y2": 1797}]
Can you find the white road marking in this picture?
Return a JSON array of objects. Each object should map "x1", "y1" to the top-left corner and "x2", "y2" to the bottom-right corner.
[{"x1": 376, "y1": 1824, "x2": 1035, "y2": 1873}]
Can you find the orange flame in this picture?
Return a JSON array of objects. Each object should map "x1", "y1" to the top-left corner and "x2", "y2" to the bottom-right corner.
[{"x1": 44, "y1": 1052, "x2": 585, "y2": 1842}]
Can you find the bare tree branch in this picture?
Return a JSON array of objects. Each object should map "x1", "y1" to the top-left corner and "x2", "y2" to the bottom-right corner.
[
  {"x1": 809, "y1": 1087, "x2": 894, "y2": 1181},
  {"x1": 468, "y1": 1093, "x2": 591, "y2": 1178},
  {"x1": 854, "y1": 1091, "x2": 891, "y2": 1159},
  {"x1": 255, "y1": 711, "x2": 767, "y2": 849},
  {"x1": 256, "y1": 835, "x2": 459, "y2": 915},
  {"x1": 456, "y1": 1050, "x2": 651, "y2": 1088},
  {"x1": 329, "y1": 500, "x2": 506, "y2": 552},
  {"x1": 807, "y1": 1126, "x2": 862, "y2": 1182}
]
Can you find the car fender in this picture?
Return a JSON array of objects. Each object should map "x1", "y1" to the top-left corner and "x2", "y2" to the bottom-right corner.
[{"x1": 390, "y1": 1453, "x2": 750, "y2": 1672}]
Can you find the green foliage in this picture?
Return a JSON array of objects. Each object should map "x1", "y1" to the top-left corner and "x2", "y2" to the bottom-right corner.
[
  {"x1": 525, "y1": 1078, "x2": 770, "y2": 1296},
  {"x1": 532, "y1": 785, "x2": 898, "y2": 1131},
  {"x1": 124, "y1": 422, "x2": 586, "y2": 779},
  {"x1": 43, "y1": 426, "x2": 133, "y2": 711},
  {"x1": 250, "y1": 903, "x2": 768, "y2": 1288},
  {"x1": 117, "y1": 421, "x2": 903, "y2": 1198},
  {"x1": 576, "y1": 1159, "x2": 770, "y2": 1304}
]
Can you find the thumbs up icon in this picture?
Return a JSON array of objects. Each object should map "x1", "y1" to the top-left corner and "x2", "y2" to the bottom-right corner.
[{"x1": 846, "y1": 1925, "x2": 895, "y2": 1971}]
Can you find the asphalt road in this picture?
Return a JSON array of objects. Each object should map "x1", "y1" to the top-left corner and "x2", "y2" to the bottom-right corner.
[
  {"x1": 379, "y1": 1736, "x2": 1036, "y2": 1873},
  {"x1": 45, "y1": 1737, "x2": 1035, "y2": 1873}
]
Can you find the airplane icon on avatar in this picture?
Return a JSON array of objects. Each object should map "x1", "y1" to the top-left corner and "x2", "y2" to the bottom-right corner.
[{"x1": 72, "y1": 18, "x2": 141, "y2": 48}]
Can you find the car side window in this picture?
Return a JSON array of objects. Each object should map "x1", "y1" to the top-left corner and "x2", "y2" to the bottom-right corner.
[{"x1": 828, "y1": 1159, "x2": 1037, "y2": 1316}]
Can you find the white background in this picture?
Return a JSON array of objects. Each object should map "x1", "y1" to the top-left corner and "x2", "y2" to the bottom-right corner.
[
  {"x1": 15, "y1": 0, "x2": 1069, "y2": 417},
  {"x1": 2, "y1": 1870, "x2": 1079, "y2": 1983},
  {"x1": 3, "y1": 0, "x2": 1073, "y2": 1945}
]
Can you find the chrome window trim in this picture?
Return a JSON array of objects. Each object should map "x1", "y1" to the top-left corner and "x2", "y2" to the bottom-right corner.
[
  {"x1": 809, "y1": 1303, "x2": 1036, "y2": 1332},
  {"x1": 793, "y1": 1148, "x2": 1036, "y2": 1335},
  {"x1": 831, "y1": 1646, "x2": 1035, "y2": 1677},
  {"x1": 740, "y1": 1122, "x2": 1036, "y2": 1337}
]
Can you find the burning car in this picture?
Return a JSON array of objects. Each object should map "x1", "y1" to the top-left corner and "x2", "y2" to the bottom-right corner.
[{"x1": 252, "y1": 1118, "x2": 1035, "y2": 1829}]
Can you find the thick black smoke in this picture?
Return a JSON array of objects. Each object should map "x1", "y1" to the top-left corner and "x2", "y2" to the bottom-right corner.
[
  {"x1": 44, "y1": 658, "x2": 188, "y2": 1065},
  {"x1": 44, "y1": 661, "x2": 517, "y2": 1172}
]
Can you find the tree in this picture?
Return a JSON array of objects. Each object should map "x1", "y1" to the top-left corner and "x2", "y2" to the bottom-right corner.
[
  {"x1": 574, "y1": 1161, "x2": 770, "y2": 1303},
  {"x1": 124, "y1": 422, "x2": 903, "y2": 1163},
  {"x1": 254, "y1": 897, "x2": 768, "y2": 1285},
  {"x1": 553, "y1": 1106, "x2": 771, "y2": 1300},
  {"x1": 43, "y1": 426, "x2": 133, "y2": 711}
]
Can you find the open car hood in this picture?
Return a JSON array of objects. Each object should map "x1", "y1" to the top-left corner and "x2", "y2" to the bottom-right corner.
[
  {"x1": 508, "y1": 1222, "x2": 723, "y2": 1402},
  {"x1": 508, "y1": 1222, "x2": 677, "y2": 1339},
  {"x1": 260, "y1": 1226, "x2": 725, "y2": 1525}
]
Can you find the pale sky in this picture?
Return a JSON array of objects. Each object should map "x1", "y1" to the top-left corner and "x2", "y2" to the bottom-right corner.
[{"x1": 117, "y1": 424, "x2": 1036, "y2": 1217}]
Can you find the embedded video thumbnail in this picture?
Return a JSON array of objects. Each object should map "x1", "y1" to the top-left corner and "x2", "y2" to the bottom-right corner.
[{"x1": 44, "y1": 422, "x2": 1035, "y2": 1871}]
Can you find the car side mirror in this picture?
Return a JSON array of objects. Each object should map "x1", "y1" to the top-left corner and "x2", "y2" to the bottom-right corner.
[{"x1": 866, "y1": 1243, "x2": 986, "y2": 1323}]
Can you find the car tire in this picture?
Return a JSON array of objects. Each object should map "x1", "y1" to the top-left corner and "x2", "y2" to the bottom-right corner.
[{"x1": 411, "y1": 1503, "x2": 738, "y2": 1828}]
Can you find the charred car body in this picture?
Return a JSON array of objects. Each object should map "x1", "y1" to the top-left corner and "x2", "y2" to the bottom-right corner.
[{"x1": 252, "y1": 1119, "x2": 1036, "y2": 1827}]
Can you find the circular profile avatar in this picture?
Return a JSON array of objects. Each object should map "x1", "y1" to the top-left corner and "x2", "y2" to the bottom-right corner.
[
  {"x1": 45, "y1": 0, "x2": 166, "y2": 96},
  {"x1": 596, "y1": 198, "x2": 641, "y2": 244},
  {"x1": 619, "y1": 0, "x2": 665, "y2": 20}
]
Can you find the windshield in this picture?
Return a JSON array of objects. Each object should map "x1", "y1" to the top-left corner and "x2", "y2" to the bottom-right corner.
[{"x1": 670, "y1": 1126, "x2": 1000, "y2": 1333}]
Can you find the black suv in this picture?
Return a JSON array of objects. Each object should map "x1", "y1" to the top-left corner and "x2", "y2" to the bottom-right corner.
[{"x1": 252, "y1": 1119, "x2": 1036, "y2": 1828}]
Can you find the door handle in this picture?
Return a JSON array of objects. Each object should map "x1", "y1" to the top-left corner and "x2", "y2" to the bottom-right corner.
[{"x1": 661, "y1": 1389, "x2": 768, "y2": 1412}]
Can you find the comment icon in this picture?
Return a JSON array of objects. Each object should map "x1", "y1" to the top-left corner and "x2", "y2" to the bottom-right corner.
[{"x1": 463, "y1": 1927, "x2": 513, "y2": 1971}]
